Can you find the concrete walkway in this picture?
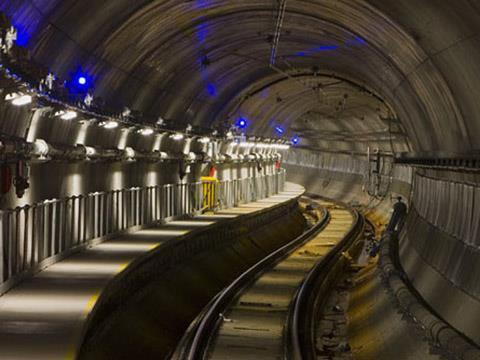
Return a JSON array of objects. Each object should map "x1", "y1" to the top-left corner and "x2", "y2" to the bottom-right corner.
[{"x1": 0, "y1": 183, "x2": 304, "y2": 360}]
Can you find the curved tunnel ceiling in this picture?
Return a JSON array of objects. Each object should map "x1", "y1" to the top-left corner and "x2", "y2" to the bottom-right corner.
[{"x1": 2, "y1": 0, "x2": 480, "y2": 154}]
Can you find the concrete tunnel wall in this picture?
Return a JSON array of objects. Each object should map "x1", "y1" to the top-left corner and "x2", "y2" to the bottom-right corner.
[
  {"x1": 0, "y1": 0, "x2": 479, "y2": 351},
  {"x1": 2, "y1": 1, "x2": 480, "y2": 154}
]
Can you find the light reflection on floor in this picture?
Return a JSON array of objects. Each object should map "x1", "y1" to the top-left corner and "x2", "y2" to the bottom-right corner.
[
  {"x1": 168, "y1": 220, "x2": 217, "y2": 227},
  {"x1": 41, "y1": 261, "x2": 128, "y2": 277},
  {"x1": 238, "y1": 203, "x2": 272, "y2": 208},
  {"x1": 135, "y1": 228, "x2": 191, "y2": 236},
  {"x1": 195, "y1": 214, "x2": 238, "y2": 220},
  {"x1": 93, "y1": 242, "x2": 160, "y2": 252},
  {"x1": 0, "y1": 182, "x2": 304, "y2": 360},
  {"x1": 0, "y1": 291, "x2": 93, "y2": 317}
]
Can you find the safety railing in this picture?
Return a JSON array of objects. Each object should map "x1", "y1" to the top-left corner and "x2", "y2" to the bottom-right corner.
[
  {"x1": 0, "y1": 170, "x2": 286, "y2": 293},
  {"x1": 215, "y1": 169, "x2": 286, "y2": 210}
]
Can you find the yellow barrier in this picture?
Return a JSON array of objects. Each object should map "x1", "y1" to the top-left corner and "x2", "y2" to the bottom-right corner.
[{"x1": 201, "y1": 176, "x2": 218, "y2": 210}]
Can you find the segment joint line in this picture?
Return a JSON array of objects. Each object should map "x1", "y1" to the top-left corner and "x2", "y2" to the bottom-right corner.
[{"x1": 270, "y1": 0, "x2": 288, "y2": 66}]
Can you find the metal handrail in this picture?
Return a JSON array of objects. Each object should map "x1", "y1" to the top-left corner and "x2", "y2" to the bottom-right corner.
[
  {"x1": 212, "y1": 169, "x2": 285, "y2": 210},
  {"x1": 0, "y1": 170, "x2": 286, "y2": 295}
]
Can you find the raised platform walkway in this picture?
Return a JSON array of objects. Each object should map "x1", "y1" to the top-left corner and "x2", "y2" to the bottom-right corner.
[{"x1": 0, "y1": 183, "x2": 304, "y2": 360}]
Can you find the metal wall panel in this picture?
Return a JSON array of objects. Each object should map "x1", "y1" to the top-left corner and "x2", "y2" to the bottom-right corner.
[{"x1": 413, "y1": 174, "x2": 479, "y2": 249}]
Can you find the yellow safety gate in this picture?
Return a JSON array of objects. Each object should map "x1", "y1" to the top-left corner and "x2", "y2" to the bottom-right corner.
[{"x1": 201, "y1": 176, "x2": 218, "y2": 211}]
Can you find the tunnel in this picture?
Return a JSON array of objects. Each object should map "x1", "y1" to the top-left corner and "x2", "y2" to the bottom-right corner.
[{"x1": 0, "y1": 1, "x2": 478, "y2": 359}]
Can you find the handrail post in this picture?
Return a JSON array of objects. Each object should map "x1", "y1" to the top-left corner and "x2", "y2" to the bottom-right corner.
[{"x1": 0, "y1": 170, "x2": 288, "y2": 290}]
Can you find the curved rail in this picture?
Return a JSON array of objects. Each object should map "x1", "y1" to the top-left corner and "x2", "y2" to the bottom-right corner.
[
  {"x1": 171, "y1": 199, "x2": 330, "y2": 360},
  {"x1": 172, "y1": 197, "x2": 364, "y2": 360},
  {"x1": 287, "y1": 199, "x2": 365, "y2": 359}
]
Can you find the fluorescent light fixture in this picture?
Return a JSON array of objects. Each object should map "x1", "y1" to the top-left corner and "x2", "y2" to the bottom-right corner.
[
  {"x1": 139, "y1": 128, "x2": 154, "y2": 136},
  {"x1": 103, "y1": 120, "x2": 119, "y2": 129},
  {"x1": 33, "y1": 139, "x2": 49, "y2": 156},
  {"x1": 12, "y1": 94, "x2": 32, "y2": 106},
  {"x1": 85, "y1": 146, "x2": 96, "y2": 156},
  {"x1": 125, "y1": 147, "x2": 135, "y2": 159},
  {"x1": 55, "y1": 110, "x2": 78, "y2": 120},
  {"x1": 5, "y1": 92, "x2": 32, "y2": 106},
  {"x1": 43, "y1": 198, "x2": 58, "y2": 204},
  {"x1": 61, "y1": 111, "x2": 78, "y2": 120},
  {"x1": 198, "y1": 137, "x2": 210, "y2": 144},
  {"x1": 170, "y1": 133, "x2": 184, "y2": 141},
  {"x1": 5, "y1": 93, "x2": 17, "y2": 101},
  {"x1": 235, "y1": 142, "x2": 290, "y2": 150}
]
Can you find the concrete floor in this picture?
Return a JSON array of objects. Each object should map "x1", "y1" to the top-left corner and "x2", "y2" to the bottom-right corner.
[{"x1": 0, "y1": 183, "x2": 304, "y2": 360}]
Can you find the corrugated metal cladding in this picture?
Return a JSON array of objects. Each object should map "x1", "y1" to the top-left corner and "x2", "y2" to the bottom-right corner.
[
  {"x1": 413, "y1": 174, "x2": 480, "y2": 249},
  {"x1": 402, "y1": 209, "x2": 480, "y2": 301}
]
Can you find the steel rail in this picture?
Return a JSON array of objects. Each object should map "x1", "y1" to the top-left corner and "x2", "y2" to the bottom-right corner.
[
  {"x1": 287, "y1": 199, "x2": 365, "y2": 359},
  {"x1": 171, "y1": 198, "x2": 330, "y2": 360}
]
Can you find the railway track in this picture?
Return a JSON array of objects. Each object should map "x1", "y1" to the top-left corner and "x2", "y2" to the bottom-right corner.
[{"x1": 171, "y1": 197, "x2": 364, "y2": 360}]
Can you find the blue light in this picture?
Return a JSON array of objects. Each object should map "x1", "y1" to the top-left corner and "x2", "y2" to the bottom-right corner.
[
  {"x1": 196, "y1": 22, "x2": 208, "y2": 44},
  {"x1": 291, "y1": 39, "x2": 370, "y2": 58},
  {"x1": 345, "y1": 36, "x2": 367, "y2": 47},
  {"x1": 236, "y1": 117, "x2": 248, "y2": 129},
  {"x1": 294, "y1": 44, "x2": 338, "y2": 58},
  {"x1": 355, "y1": 36, "x2": 366, "y2": 44},
  {"x1": 195, "y1": 0, "x2": 212, "y2": 9},
  {"x1": 312, "y1": 45, "x2": 338, "y2": 51},
  {"x1": 13, "y1": 24, "x2": 29, "y2": 47},
  {"x1": 291, "y1": 135, "x2": 300, "y2": 145},
  {"x1": 207, "y1": 83, "x2": 217, "y2": 97},
  {"x1": 67, "y1": 69, "x2": 93, "y2": 95},
  {"x1": 73, "y1": 72, "x2": 90, "y2": 88},
  {"x1": 275, "y1": 126, "x2": 285, "y2": 135}
]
